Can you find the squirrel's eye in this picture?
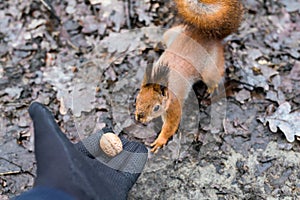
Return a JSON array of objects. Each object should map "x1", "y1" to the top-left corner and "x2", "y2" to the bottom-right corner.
[{"x1": 153, "y1": 105, "x2": 160, "y2": 112}]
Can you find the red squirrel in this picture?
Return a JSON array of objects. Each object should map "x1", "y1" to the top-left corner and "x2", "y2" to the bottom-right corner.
[{"x1": 135, "y1": 0, "x2": 243, "y2": 152}]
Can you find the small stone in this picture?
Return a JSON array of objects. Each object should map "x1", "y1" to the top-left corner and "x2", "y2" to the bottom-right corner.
[{"x1": 99, "y1": 133, "x2": 123, "y2": 157}]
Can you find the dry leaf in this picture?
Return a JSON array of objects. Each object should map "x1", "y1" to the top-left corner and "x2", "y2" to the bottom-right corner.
[
  {"x1": 235, "y1": 89, "x2": 251, "y2": 104},
  {"x1": 264, "y1": 102, "x2": 300, "y2": 142}
]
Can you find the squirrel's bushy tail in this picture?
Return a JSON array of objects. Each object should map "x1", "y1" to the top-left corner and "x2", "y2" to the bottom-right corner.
[{"x1": 174, "y1": 0, "x2": 243, "y2": 39}]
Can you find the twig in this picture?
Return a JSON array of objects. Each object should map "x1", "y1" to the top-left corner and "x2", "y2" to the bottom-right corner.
[
  {"x1": 67, "y1": 40, "x2": 80, "y2": 51},
  {"x1": 0, "y1": 171, "x2": 23, "y2": 176},
  {"x1": 291, "y1": 106, "x2": 300, "y2": 113},
  {"x1": 124, "y1": 0, "x2": 132, "y2": 29},
  {"x1": 287, "y1": 93, "x2": 300, "y2": 101},
  {"x1": 0, "y1": 157, "x2": 35, "y2": 177},
  {"x1": 39, "y1": 0, "x2": 61, "y2": 23},
  {"x1": 0, "y1": 170, "x2": 35, "y2": 177}
]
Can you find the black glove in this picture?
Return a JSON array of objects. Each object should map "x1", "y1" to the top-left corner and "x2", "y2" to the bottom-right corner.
[{"x1": 17, "y1": 102, "x2": 148, "y2": 200}]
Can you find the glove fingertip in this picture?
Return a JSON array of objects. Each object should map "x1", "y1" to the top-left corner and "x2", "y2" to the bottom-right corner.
[
  {"x1": 28, "y1": 102, "x2": 62, "y2": 137},
  {"x1": 28, "y1": 102, "x2": 46, "y2": 119},
  {"x1": 28, "y1": 101, "x2": 41, "y2": 114}
]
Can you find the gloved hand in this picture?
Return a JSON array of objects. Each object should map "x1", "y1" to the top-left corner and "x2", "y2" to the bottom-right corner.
[{"x1": 16, "y1": 102, "x2": 148, "y2": 200}]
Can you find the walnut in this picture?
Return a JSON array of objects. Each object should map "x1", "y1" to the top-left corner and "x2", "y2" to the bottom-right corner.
[{"x1": 99, "y1": 133, "x2": 123, "y2": 157}]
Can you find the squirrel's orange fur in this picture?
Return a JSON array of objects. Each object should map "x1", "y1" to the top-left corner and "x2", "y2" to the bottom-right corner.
[{"x1": 135, "y1": 0, "x2": 243, "y2": 152}]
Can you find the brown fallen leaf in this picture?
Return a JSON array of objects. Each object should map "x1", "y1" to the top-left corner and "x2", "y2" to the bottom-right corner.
[{"x1": 235, "y1": 89, "x2": 251, "y2": 104}]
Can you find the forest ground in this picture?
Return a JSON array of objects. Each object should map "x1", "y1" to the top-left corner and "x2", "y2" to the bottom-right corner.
[{"x1": 0, "y1": 0, "x2": 300, "y2": 199}]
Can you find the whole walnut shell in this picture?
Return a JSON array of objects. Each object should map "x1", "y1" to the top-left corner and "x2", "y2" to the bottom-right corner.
[{"x1": 99, "y1": 133, "x2": 123, "y2": 157}]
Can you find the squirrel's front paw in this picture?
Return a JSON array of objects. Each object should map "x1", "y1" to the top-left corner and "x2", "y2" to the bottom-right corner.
[{"x1": 150, "y1": 136, "x2": 168, "y2": 153}]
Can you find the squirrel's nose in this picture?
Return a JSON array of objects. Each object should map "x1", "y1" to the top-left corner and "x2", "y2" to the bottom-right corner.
[{"x1": 136, "y1": 113, "x2": 145, "y2": 121}]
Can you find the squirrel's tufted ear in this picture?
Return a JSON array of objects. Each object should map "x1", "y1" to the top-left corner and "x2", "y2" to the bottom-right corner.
[
  {"x1": 141, "y1": 56, "x2": 170, "y2": 88},
  {"x1": 142, "y1": 59, "x2": 155, "y2": 86},
  {"x1": 142, "y1": 62, "x2": 153, "y2": 86}
]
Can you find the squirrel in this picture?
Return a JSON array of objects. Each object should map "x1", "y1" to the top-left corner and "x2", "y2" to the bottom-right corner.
[{"x1": 135, "y1": 0, "x2": 243, "y2": 153}]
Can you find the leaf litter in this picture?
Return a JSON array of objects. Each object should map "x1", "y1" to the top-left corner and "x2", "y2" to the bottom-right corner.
[
  {"x1": 260, "y1": 102, "x2": 300, "y2": 142},
  {"x1": 1, "y1": 0, "x2": 300, "y2": 199}
]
